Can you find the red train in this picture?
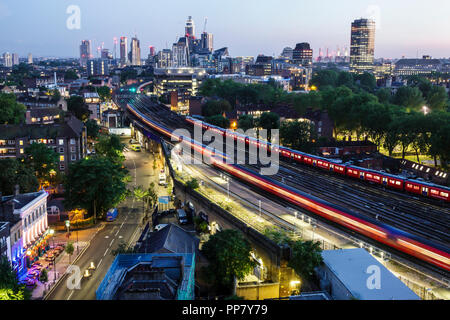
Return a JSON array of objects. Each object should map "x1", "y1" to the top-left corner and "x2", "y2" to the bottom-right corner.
[
  {"x1": 128, "y1": 105, "x2": 450, "y2": 271},
  {"x1": 187, "y1": 117, "x2": 450, "y2": 203}
]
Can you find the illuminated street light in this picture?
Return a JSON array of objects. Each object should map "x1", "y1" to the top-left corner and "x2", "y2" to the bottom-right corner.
[{"x1": 422, "y1": 105, "x2": 429, "y2": 115}]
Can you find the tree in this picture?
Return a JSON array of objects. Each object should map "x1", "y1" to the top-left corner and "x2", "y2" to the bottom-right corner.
[
  {"x1": 0, "y1": 256, "x2": 31, "y2": 300},
  {"x1": 65, "y1": 242, "x2": 74, "y2": 264},
  {"x1": 280, "y1": 120, "x2": 317, "y2": 153},
  {"x1": 288, "y1": 240, "x2": 323, "y2": 280},
  {"x1": 94, "y1": 134, "x2": 125, "y2": 163},
  {"x1": 39, "y1": 268, "x2": 48, "y2": 283},
  {"x1": 376, "y1": 88, "x2": 392, "y2": 104},
  {"x1": 202, "y1": 100, "x2": 232, "y2": 117},
  {"x1": 186, "y1": 178, "x2": 200, "y2": 190},
  {"x1": 67, "y1": 96, "x2": 90, "y2": 121},
  {"x1": 257, "y1": 112, "x2": 280, "y2": 142},
  {"x1": 393, "y1": 87, "x2": 425, "y2": 111},
  {"x1": 356, "y1": 72, "x2": 377, "y2": 92},
  {"x1": 237, "y1": 115, "x2": 254, "y2": 131},
  {"x1": 0, "y1": 159, "x2": 39, "y2": 195},
  {"x1": 310, "y1": 70, "x2": 338, "y2": 89},
  {"x1": 64, "y1": 69, "x2": 79, "y2": 81},
  {"x1": 133, "y1": 184, "x2": 157, "y2": 217},
  {"x1": 111, "y1": 241, "x2": 135, "y2": 256},
  {"x1": 0, "y1": 93, "x2": 26, "y2": 124},
  {"x1": 24, "y1": 143, "x2": 58, "y2": 184},
  {"x1": 97, "y1": 86, "x2": 112, "y2": 102},
  {"x1": 63, "y1": 157, "x2": 129, "y2": 219},
  {"x1": 50, "y1": 89, "x2": 61, "y2": 102},
  {"x1": 336, "y1": 71, "x2": 354, "y2": 89},
  {"x1": 426, "y1": 86, "x2": 448, "y2": 111},
  {"x1": 206, "y1": 115, "x2": 230, "y2": 129},
  {"x1": 85, "y1": 119, "x2": 101, "y2": 139},
  {"x1": 201, "y1": 230, "x2": 256, "y2": 293}
]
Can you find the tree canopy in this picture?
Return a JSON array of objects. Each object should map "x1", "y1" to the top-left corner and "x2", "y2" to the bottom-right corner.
[
  {"x1": 0, "y1": 159, "x2": 39, "y2": 195},
  {"x1": 67, "y1": 96, "x2": 90, "y2": 121},
  {"x1": 63, "y1": 157, "x2": 129, "y2": 218},
  {"x1": 0, "y1": 93, "x2": 26, "y2": 124},
  {"x1": 24, "y1": 143, "x2": 59, "y2": 183},
  {"x1": 201, "y1": 230, "x2": 256, "y2": 293}
]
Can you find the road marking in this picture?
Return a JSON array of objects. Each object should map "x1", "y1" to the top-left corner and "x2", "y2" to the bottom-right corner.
[
  {"x1": 105, "y1": 236, "x2": 109, "y2": 239},
  {"x1": 119, "y1": 236, "x2": 123, "y2": 239},
  {"x1": 109, "y1": 239, "x2": 115, "y2": 247},
  {"x1": 104, "y1": 248, "x2": 109, "y2": 256},
  {"x1": 115, "y1": 230, "x2": 120, "y2": 236},
  {"x1": 98, "y1": 258, "x2": 103, "y2": 268},
  {"x1": 67, "y1": 291, "x2": 74, "y2": 300}
]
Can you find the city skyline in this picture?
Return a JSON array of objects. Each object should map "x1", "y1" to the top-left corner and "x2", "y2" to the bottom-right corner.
[{"x1": 1, "y1": 0, "x2": 450, "y2": 59}]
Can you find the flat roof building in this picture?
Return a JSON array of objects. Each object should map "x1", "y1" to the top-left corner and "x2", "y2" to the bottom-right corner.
[{"x1": 317, "y1": 249, "x2": 420, "y2": 300}]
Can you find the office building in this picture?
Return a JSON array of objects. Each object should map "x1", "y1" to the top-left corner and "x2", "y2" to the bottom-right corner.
[
  {"x1": 394, "y1": 56, "x2": 442, "y2": 76},
  {"x1": 120, "y1": 37, "x2": 128, "y2": 66},
  {"x1": 130, "y1": 37, "x2": 141, "y2": 66},
  {"x1": 185, "y1": 16, "x2": 195, "y2": 38},
  {"x1": 153, "y1": 68, "x2": 207, "y2": 114},
  {"x1": 172, "y1": 38, "x2": 190, "y2": 67},
  {"x1": 87, "y1": 59, "x2": 110, "y2": 77},
  {"x1": 80, "y1": 40, "x2": 92, "y2": 67},
  {"x1": 201, "y1": 32, "x2": 213, "y2": 52},
  {"x1": 157, "y1": 49, "x2": 173, "y2": 68},
  {"x1": 280, "y1": 47, "x2": 294, "y2": 60},
  {"x1": 27, "y1": 53, "x2": 33, "y2": 64},
  {"x1": 3, "y1": 52, "x2": 12, "y2": 67},
  {"x1": 293, "y1": 43, "x2": 313, "y2": 67},
  {"x1": 12, "y1": 53, "x2": 19, "y2": 66},
  {"x1": 350, "y1": 18, "x2": 376, "y2": 74}
]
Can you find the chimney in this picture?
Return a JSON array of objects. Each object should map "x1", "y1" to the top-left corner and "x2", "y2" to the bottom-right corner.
[{"x1": 14, "y1": 184, "x2": 20, "y2": 196}]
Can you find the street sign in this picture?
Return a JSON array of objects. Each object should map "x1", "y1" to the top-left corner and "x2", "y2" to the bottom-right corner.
[{"x1": 159, "y1": 196, "x2": 170, "y2": 204}]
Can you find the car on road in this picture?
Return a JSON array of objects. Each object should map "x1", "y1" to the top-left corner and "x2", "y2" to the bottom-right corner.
[
  {"x1": 129, "y1": 139, "x2": 138, "y2": 144},
  {"x1": 176, "y1": 209, "x2": 189, "y2": 225},
  {"x1": 130, "y1": 144, "x2": 142, "y2": 152}
]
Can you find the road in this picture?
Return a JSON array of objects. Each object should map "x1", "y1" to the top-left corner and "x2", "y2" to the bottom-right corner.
[{"x1": 46, "y1": 144, "x2": 158, "y2": 300}]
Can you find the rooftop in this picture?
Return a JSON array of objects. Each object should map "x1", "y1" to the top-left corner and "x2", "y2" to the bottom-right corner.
[
  {"x1": 0, "y1": 115, "x2": 84, "y2": 140},
  {"x1": 321, "y1": 249, "x2": 420, "y2": 300},
  {"x1": 135, "y1": 223, "x2": 199, "y2": 254},
  {"x1": 96, "y1": 253, "x2": 195, "y2": 300}
]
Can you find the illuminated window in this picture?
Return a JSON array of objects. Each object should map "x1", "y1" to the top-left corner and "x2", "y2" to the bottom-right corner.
[
  {"x1": 19, "y1": 140, "x2": 23, "y2": 146},
  {"x1": 60, "y1": 156, "x2": 64, "y2": 162},
  {"x1": 59, "y1": 139, "x2": 64, "y2": 145}
]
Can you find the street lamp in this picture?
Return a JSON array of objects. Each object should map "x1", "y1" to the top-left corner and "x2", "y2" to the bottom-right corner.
[
  {"x1": 49, "y1": 229, "x2": 57, "y2": 284},
  {"x1": 422, "y1": 106, "x2": 429, "y2": 115}
]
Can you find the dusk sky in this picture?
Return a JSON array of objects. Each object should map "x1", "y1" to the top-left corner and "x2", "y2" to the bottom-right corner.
[{"x1": 1, "y1": 0, "x2": 449, "y2": 59}]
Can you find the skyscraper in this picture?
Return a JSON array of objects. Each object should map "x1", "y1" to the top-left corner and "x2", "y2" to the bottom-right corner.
[
  {"x1": 120, "y1": 37, "x2": 128, "y2": 66},
  {"x1": 12, "y1": 53, "x2": 19, "y2": 66},
  {"x1": 185, "y1": 16, "x2": 195, "y2": 38},
  {"x1": 27, "y1": 53, "x2": 33, "y2": 64},
  {"x1": 293, "y1": 43, "x2": 313, "y2": 67},
  {"x1": 3, "y1": 53, "x2": 12, "y2": 67},
  {"x1": 80, "y1": 40, "x2": 92, "y2": 67},
  {"x1": 130, "y1": 36, "x2": 141, "y2": 66},
  {"x1": 201, "y1": 32, "x2": 213, "y2": 52},
  {"x1": 350, "y1": 18, "x2": 376, "y2": 74},
  {"x1": 172, "y1": 38, "x2": 189, "y2": 67}
]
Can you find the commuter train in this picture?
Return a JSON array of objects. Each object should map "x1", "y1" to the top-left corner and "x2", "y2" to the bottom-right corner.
[
  {"x1": 127, "y1": 104, "x2": 450, "y2": 271},
  {"x1": 186, "y1": 116, "x2": 450, "y2": 203}
]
